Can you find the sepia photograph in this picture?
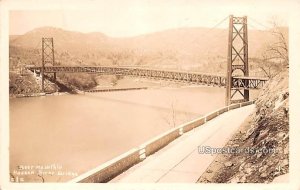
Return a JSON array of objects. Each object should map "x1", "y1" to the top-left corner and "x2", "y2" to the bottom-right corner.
[{"x1": 1, "y1": 0, "x2": 299, "y2": 189}]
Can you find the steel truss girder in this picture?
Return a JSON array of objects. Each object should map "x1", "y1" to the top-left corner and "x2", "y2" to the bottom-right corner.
[
  {"x1": 27, "y1": 65, "x2": 266, "y2": 90},
  {"x1": 27, "y1": 66, "x2": 227, "y2": 87}
]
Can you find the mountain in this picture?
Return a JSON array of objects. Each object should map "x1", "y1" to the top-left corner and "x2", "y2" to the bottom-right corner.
[
  {"x1": 9, "y1": 26, "x2": 287, "y2": 70},
  {"x1": 9, "y1": 35, "x2": 21, "y2": 42},
  {"x1": 11, "y1": 26, "x2": 280, "y2": 55},
  {"x1": 10, "y1": 27, "x2": 113, "y2": 52}
]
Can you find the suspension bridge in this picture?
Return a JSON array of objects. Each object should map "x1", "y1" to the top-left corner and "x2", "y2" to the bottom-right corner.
[{"x1": 25, "y1": 15, "x2": 269, "y2": 105}]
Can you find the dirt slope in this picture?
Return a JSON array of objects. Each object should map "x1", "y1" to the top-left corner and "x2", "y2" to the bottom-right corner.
[{"x1": 198, "y1": 69, "x2": 289, "y2": 183}]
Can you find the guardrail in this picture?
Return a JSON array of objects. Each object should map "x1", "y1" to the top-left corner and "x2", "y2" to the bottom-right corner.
[{"x1": 69, "y1": 100, "x2": 255, "y2": 183}]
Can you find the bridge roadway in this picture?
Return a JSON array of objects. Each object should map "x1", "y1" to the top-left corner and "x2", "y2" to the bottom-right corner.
[{"x1": 26, "y1": 66, "x2": 268, "y2": 89}]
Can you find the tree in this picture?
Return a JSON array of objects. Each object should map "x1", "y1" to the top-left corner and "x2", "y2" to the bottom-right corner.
[
  {"x1": 107, "y1": 51, "x2": 129, "y2": 66},
  {"x1": 267, "y1": 21, "x2": 289, "y2": 66},
  {"x1": 258, "y1": 52, "x2": 282, "y2": 78},
  {"x1": 258, "y1": 21, "x2": 288, "y2": 78},
  {"x1": 163, "y1": 99, "x2": 177, "y2": 128}
]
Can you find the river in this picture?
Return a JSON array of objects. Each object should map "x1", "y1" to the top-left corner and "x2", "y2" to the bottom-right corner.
[{"x1": 10, "y1": 85, "x2": 239, "y2": 182}]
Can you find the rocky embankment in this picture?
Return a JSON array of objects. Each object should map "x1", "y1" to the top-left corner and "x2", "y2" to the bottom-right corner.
[
  {"x1": 198, "y1": 69, "x2": 289, "y2": 183},
  {"x1": 9, "y1": 72, "x2": 58, "y2": 96},
  {"x1": 9, "y1": 71, "x2": 96, "y2": 96}
]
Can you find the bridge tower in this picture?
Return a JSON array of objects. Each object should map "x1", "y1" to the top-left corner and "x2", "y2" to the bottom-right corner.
[
  {"x1": 41, "y1": 37, "x2": 56, "y2": 92},
  {"x1": 226, "y1": 15, "x2": 249, "y2": 106}
]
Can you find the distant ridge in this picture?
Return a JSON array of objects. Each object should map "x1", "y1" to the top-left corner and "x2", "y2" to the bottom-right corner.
[{"x1": 10, "y1": 26, "x2": 286, "y2": 59}]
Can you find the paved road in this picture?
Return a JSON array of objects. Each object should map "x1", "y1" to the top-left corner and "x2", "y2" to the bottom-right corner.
[{"x1": 111, "y1": 105, "x2": 255, "y2": 183}]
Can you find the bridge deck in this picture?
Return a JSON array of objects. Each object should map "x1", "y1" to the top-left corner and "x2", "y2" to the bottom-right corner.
[
  {"x1": 25, "y1": 65, "x2": 225, "y2": 77},
  {"x1": 26, "y1": 66, "x2": 268, "y2": 89}
]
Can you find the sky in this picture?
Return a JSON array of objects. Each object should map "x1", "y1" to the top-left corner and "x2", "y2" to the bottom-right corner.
[{"x1": 8, "y1": 0, "x2": 290, "y2": 37}]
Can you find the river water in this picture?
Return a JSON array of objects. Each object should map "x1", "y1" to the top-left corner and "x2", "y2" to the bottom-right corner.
[{"x1": 10, "y1": 86, "x2": 227, "y2": 182}]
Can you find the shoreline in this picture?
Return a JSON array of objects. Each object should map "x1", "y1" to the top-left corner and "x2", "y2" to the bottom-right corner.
[
  {"x1": 9, "y1": 92, "x2": 69, "y2": 98},
  {"x1": 9, "y1": 84, "x2": 221, "y2": 99}
]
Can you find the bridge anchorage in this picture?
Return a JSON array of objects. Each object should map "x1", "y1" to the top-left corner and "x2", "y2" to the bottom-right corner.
[{"x1": 26, "y1": 15, "x2": 268, "y2": 105}]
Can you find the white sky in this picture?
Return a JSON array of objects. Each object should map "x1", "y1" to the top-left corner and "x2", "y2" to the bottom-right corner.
[{"x1": 8, "y1": 0, "x2": 290, "y2": 37}]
